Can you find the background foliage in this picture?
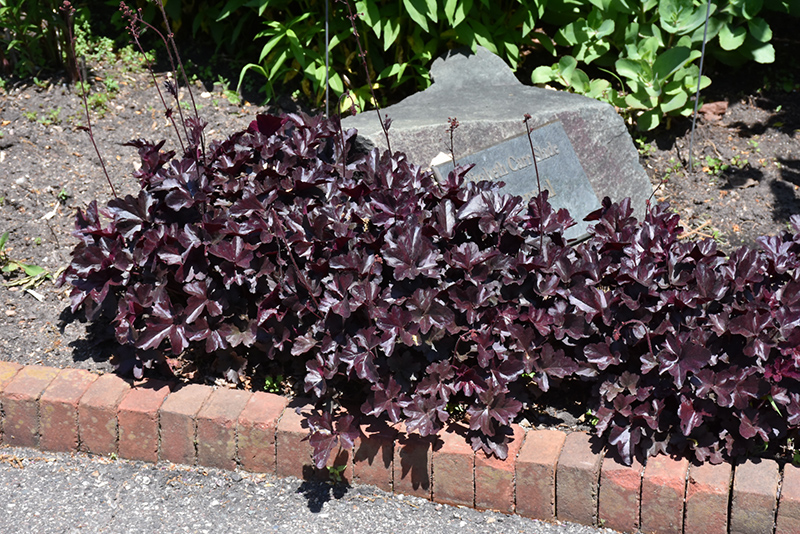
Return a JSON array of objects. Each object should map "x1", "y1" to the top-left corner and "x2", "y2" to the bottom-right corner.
[{"x1": 3, "y1": 0, "x2": 799, "y2": 129}]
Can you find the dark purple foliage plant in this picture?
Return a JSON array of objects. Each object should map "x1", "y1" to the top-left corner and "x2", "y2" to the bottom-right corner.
[{"x1": 59, "y1": 0, "x2": 800, "y2": 470}]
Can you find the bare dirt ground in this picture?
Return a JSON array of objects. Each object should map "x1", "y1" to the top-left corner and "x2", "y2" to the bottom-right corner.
[{"x1": 0, "y1": 45, "x2": 799, "y2": 420}]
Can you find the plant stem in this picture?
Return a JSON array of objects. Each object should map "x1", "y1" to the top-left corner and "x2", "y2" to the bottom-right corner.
[
  {"x1": 60, "y1": 1, "x2": 117, "y2": 199},
  {"x1": 340, "y1": 0, "x2": 391, "y2": 154}
]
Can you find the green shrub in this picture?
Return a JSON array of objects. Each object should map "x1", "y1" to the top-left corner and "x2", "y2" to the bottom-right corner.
[
  {"x1": 0, "y1": 0, "x2": 81, "y2": 79},
  {"x1": 532, "y1": 0, "x2": 798, "y2": 130},
  {"x1": 234, "y1": 0, "x2": 543, "y2": 112}
]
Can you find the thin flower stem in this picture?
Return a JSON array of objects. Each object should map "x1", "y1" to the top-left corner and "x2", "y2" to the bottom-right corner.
[
  {"x1": 523, "y1": 114, "x2": 543, "y2": 251},
  {"x1": 339, "y1": 0, "x2": 391, "y2": 154},
  {"x1": 119, "y1": 3, "x2": 186, "y2": 154},
  {"x1": 60, "y1": 1, "x2": 117, "y2": 198},
  {"x1": 153, "y1": 0, "x2": 206, "y2": 157}
]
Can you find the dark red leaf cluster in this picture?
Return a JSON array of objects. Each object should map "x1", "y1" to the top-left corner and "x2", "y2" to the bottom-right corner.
[{"x1": 60, "y1": 112, "x2": 800, "y2": 468}]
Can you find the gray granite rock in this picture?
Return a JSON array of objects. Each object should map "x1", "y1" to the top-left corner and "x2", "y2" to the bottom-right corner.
[{"x1": 343, "y1": 46, "x2": 651, "y2": 219}]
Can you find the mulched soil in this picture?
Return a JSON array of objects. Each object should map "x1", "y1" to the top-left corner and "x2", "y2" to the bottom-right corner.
[{"x1": 1, "y1": 47, "x2": 799, "y2": 431}]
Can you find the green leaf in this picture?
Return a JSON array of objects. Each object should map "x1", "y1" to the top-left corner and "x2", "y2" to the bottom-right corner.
[
  {"x1": 504, "y1": 41, "x2": 520, "y2": 66},
  {"x1": 403, "y1": 0, "x2": 431, "y2": 32},
  {"x1": 531, "y1": 65, "x2": 557, "y2": 84},
  {"x1": 0, "y1": 231, "x2": 8, "y2": 251},
  {"x1": 586, "y1": 78, "x2": 614, "y2": 100},
  {"x1": 532, "y1": 30, "x2": 556, "y2": 55},
  {"x1": 356, "y1": 0, "x2": 382, "y2": 38},
  {"x1": 20, "y1": 264, "x2": 45, "y2": 277},
  {"x1": 652, "y1": 47, "x2": 692, "y2": 83},
  {"x1": 237, "y1": 63, "x2": 268, "y2": 93},
  {"x1": 452, "y1": 0, "x2": 472, "y2": 27},
  {"x1": 425, "y1": 0, "x2": 438, "y2": 23},
  {"x1": 444, "y1": 0, "x2": 458, "y2": 24},
  {"x1": 745, "y1": 40, "x2": 775, "y2": 63},
  {"x1": 556, "y1": 19, "x2": 585, "y2": 47},
  {"x1": 216, "y1": 0, "x2": 248, "y2": 21},
  {"x1": 660, "y1": 90, "x2": 688, "y2": 113},
  {"x1": 382, "y1": 18, "x2": 402, "y2": 51},
  {"x1": 659, "y1": 0, "x2": 707, "y2": 34},
  {"x1": 567, "y1": 68, "x2": 591, "y2": 92},
  {"x1": 615, "y1": 58, "x2": 645, "y2": 81},
  {"x1": 454, "y1": 21, "x2": 478, "y2": 53},
  {"x1": 576, "y1": 41, "x2": 611, "y2": 64},
  {"x1": 329, "y1": 72, "x2": 344, "y2": 94},
  {"x1": 558, "y1": 55, "x2": 579, "y2": 81},
  {"x1": 521, "y1": 9, "x2": 536, "y2": 37},
  {"x1": 742, "y1": 0, "x2": 764, "y2": 19},
  {"x1": 719, "y1": 24, "x2": 747, "y2": 50},
  {"x1": 468, "y1": 20, "x2": 497, "y2": 54},
  {"x1": 748, "y1": 17, "x2": 772, "y2": 42},
  {"x1": 269, "y1": 49, "x2": 291, "y2": 80},
  {"x1": 637, "y1": 108, "x2": 661, "y2": 130}
]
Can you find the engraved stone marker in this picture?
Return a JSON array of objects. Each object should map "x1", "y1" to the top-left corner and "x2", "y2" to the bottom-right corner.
[
  {"x1": 431, "y1": 121, "x2": 600, "y2": 240},
  {"x1": 343, "y1": 46, "x2": 652, "y2": 222}
]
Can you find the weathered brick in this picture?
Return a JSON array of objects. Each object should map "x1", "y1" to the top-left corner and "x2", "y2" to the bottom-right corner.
[
  {"x1": 196, "y1": 388, "x2": 251, "y2": 470},
  {"x1": 777, "y1": 463, "x2": 800, "y2": 534},
  {"x1": 39, "y1": 369, "x2": 98, "y2": 452},
  {"x1": 0, "y1": 362, "x2": 22, "y2": 390},
  {"x1": 640, "y1": 454, "x2": 689, "y2": 534},
  {"x1": 598, "y1": 453, "x2": 643, "y2": 533},
  {"x1": 276, "y1": 401, "x2": 314, "y2": 479},
  {"x1": 475, "y1": 425, "x2": 525, "y2": 513},
  {"x1": 77, "y1": 373, "x2": 131, "y2": 455},
  {"x1": 237, "y1": 391, "x2": 288, "y2": 474},
  {"x1": 159, "y1": 383, "x2": 213, "y2": 465},
  {"x1": 118, "y1": 381, "x2": 171, "y2": 462},
  {"x1": 0, "y1": 361, "x2": 23, "y2": 442},
  {"x1": 431, "y1": 423, "x2": 474, "y2": 508},
  {"x1": 353, "y1": 418, "x2": 397, "y2": 492},
  {"x1": 1, "y1": 365, "x2": 60, "y2": 447},
  {"x1": 394, "y1": 424, "x2": 432, "y2": 500},
  {"x1": 685, "y1": 461, "x2": 732, "y2": 534},
  {"x1": 556, "y1": 431, "x2": 602, "y2": 526},
  {"x1": 730, "y1": 459, "x2": 780, "y2": 534},
  {"x1": 516, "y1": 428, "x2": 566, "y2": 521}
]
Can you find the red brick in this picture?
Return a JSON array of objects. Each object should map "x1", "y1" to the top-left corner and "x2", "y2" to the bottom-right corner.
[
  {"x1": 237, "y1": 391, "x2": 288, "y2": 474},
  {"x1": 1, "y1": 365, "x2": 60, "y2": 447},
  {"x1": 0, "y1": 361, "x2": 23, "y2": 442},
  {"x1": 78, "y1": 373, "x2": 131, "y2": 455},
  {"x1": 730, "y1": 459, "x2": 780, "y2": 534},
  {"x1": 516, "y1": 428, "x2": 566, "y2": 521},
  {"x1": 353, "y1": 418, "x2": 397, "y2": 492},
  {"x1": 118, "y1": 381, "x2": 171, "y2": 462},
  {"x1": 777, "y1": 463, "x2": 800, "y2": 534},
  {"x1": 431, "y1": 423, "x2": 474, "y2": 508},
  {"x1": 640, "y1": 454, "x2": 689, "y2": 534},
  {"x1": 394, "y1": 424, "x2": 432, "y2": 500},
  {"x1": 0, "y1": 362, "x2": 23, "y2": 390},
  {"x1": 196, "y1": 388, "x2": 251, "y2": 470},
  {"x1": 598, "y1": 453, "x2": 643, "y2": 533},
  {"x1": 158, "y1": 384, "x2": 213, "y2": 465},
  {"x1": 556, "y1": 431, "x2": 602, "y2": 526},
  {"x1": 39, "y1": 369, "x2": 98, "y2": 452},
  {"x1": 475, "y1": 424, "x2": 525, "y2": 513},
  {"x1": 276, "y1": 401, "x2": 314, "y2": 479},
  {"x1": 685, "y1": 461, "x2": 732, "y2": 534}
]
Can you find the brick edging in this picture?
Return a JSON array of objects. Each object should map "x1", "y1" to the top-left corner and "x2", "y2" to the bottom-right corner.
[{"x1": 1, "y1": 361, "x2": 798, "y2": 533}]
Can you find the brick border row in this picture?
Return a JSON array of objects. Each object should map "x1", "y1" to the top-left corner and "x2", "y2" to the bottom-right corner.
[{"x1": 2, "y1": 361, "x2": 799, "y2": 533}]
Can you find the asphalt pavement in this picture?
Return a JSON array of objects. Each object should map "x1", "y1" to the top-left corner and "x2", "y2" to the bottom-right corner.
[{"x1": 0, "y1": 445, "x2": 623, "y2": 534}]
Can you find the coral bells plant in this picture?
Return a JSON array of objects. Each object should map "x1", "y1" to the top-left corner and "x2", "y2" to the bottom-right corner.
[
  {"x1": 60, "y1": 103, "x2": 800, "y2": 467},
  {"x1": 59, "y1": 0, "x2": 800, "y2": 470},
  {"x1": 59, "y1": 100, "x2": 800, "y2": 467}
]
